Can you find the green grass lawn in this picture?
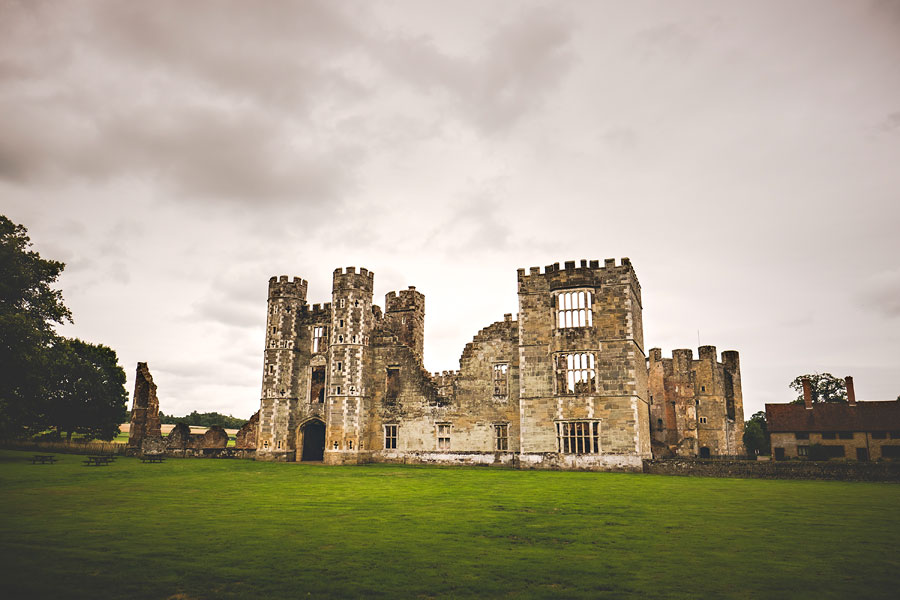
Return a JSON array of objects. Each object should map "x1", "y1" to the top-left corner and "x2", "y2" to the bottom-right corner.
[{"x1": 1, "y1": 449, "x2": 898, "y2": 599}]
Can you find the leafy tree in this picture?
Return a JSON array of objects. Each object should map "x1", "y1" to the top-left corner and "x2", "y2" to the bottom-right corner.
[
  {"x1": 46, "y1": 339, "x2": 128, "y2": 441},
  {"x1": 789, "y1": 373, "x2": 847, "y2": 405},
  {"x1": 0, "y1": 215, "x2": 71, "y2": 436},
  {"x1": 743, "y1": 411, "x2": 769, "y2": 455}
]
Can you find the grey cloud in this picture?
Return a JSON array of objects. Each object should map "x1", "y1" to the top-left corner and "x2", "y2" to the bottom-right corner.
[
  {"x1": 374, "y1": 7, "x2": 574, "y2": 133},
  {"x1": 860, "y1": 270, "x2": 900, "y2": 318}
]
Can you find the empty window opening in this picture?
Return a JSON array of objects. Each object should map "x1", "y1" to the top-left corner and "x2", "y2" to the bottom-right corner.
[
  {"x1": 699, "y1": 416, "x2": 708, "y2": 424},
  {"x1": 556, "y1": 421, "x2": 600, "y2": 454},
  {"x1": 271, "y1": 326, "x2": 276, "y2": 335},
  {"x1": 701, "y1": 385, "x2": 706, "y2": 392},
  {"x1": 796, "y1": 432, "x2": 809, "y2": 440},
  {"x1": 385, "y1": 367, "x2": 401, "y2": 402},
  {"x1": 493, "y1": 363, "x2": 509, "y2": 398},
  {"x1": 338, "y1": 335, "x2": 344, "y2": 343},
  {"x1": 437, "y1": 424, "x2": 451, "y2": 450},
  {"x1": 348, "y1": 440, "x2": 353, "y2": 450},
  {"x1": 352, "y1": 335, "x2": 358, "y2": 343},
  {"x1": 798, "y1": 445, "x2": 809, "y2": 457},
  {"x1": 310, "y1": 366, "x2": 326, "y2": 404},
  {"x1": 494, "y1": 424, "x2": 509, "y2": 451},
  {"x1": 340, "y1": 299, "x2": 345, "y2": 308},
  {"x1": 312, "y1": 326, "x2": 327, "y2": 353},
  {"x1": 384, "y1": 424, "x2": 397, "y2": 449},
  {"x1": 556, "y1": 290, "x2": 593, "y2": 329},
  {"x1": 335, "y1": 386, "x2": 342, "y2": 395},
  {"x1": 333, "y1": 441, "x2": 339, "y2": 450},
  {"x1": 336, "y1": 361, "x2": 343, "y2": 372},
  {"x1": 339, "y1": 319, "x2": 344, "y2": 328},
  {"x1": 872, "y1": 432, "x2": 887, "y2": 439},
  {"x1": 838, "y1": 432, "x2": 854, "y2": 440},
  {"x1": 556, "y1": 353, "x2": 596, "y2": 395},
  {"x1": 355, "y1": 300, "x2": 359, "y2": 307},
  {"x1": 822, "y1": 432, "x2": 836, "y2": 440}
]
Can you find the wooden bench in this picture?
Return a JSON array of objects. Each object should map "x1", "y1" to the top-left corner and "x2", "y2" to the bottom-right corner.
[
  {"x1": 83, "y1": 455, "x2": 114, "y2": 466},
  {"x1": 31, "y1": 455, "x2": 57, "y2": 464},
  {"x1": 140, "y1": 455, "x2": 166, "y2": 464}
]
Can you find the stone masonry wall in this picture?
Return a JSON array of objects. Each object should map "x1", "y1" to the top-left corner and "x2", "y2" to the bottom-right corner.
[{"x1": 644, "y1": 458, "x2": 900, "y2": 481}]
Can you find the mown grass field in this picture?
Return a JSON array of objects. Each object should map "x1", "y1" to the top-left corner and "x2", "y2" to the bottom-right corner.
[{"x1": 1, "y1": 449, "x2": 898, "y2": 599}]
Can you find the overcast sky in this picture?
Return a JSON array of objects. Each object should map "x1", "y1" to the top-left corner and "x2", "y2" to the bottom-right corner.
[{"x1": 3, "y1": 0, "x2": 899, "y2": 420}]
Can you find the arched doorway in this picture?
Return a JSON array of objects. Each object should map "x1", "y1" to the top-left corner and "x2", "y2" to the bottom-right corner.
[
  {"x1": 699, "y1": 447, "x2": 711, "y2": 459},
  {"x1": 300, "y1": 419, "x2": 326, "y2": 462}
]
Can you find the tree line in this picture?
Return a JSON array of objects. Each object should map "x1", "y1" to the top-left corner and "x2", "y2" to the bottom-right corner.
[
  {"x1": 1, "y1": 215, "x2": 127, "y2": 441},
  {"x1": 158, "y1": 410, "x2": 248, "y2": 429}
]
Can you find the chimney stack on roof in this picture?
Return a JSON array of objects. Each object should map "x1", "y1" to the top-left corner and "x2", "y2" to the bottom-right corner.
[
  {"x1": 802, "y1": 377, "x2": 813, "y2": 410},
  {"x1": 845, "y1": 375, "x2": 856, "y2": 406}
]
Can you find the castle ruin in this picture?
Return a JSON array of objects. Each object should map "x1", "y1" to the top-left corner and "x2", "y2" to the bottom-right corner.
[{"x1": 255, "y1": 259, "x2": 743, "y2": 469}]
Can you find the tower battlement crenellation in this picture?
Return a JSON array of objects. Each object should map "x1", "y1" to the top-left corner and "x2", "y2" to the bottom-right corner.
[
  {"x1": 268, "y1": 275, "x2": 308, "y2": 300},
  {"x1": 333, "y1": 266, "x2": 375, "y2": 291},
  {"x1": 648, "y1": 346, "x2": 740, "y2": 366}
]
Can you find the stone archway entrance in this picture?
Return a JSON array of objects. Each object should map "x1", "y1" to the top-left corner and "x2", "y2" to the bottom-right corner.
[{"x1": 300, "y1": 419, "x2": 326, "y2": 462}]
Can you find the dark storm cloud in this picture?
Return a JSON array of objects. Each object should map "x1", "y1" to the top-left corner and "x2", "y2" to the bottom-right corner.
[{"x1": 0, "y1": 0, "x2": 364, "y2": 205}]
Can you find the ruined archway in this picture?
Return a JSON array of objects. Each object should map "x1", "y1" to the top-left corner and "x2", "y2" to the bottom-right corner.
[{"x1": 300, "y1": 419, "x2": 326, "y2": 462}]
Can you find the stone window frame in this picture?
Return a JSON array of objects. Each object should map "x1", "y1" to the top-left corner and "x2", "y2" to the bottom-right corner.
[
  {"x1": 554, "y1": 352, "x2": 597, "y2": 395},
  {"x1": 312, "y1": 326, "x2": 327, "y2": 353},
  {"x1": 494, "y1": 423, "x2": 509, "y2": 451},
  {"x1": 871, "y1": 431, "x2": 887, "y2": 440},
  {"x1": 554, "y1": 289, "x2": 594, "y2": 330},
  {"x1": 699, "y1": 416, "x2": 708, "y2": 424},
  {"x1": 555, "y1": 420, "x2": 601, "y2": 454},
  {"x1": 798, "y1": 445, "x2": 809, "y2": 457},
  {"x1": 492, "y1": 363, "x2": 509, "y2": 398},
  {"x1": 795, "y1": 432, "x2": 809, "y2": 440},
  {"x1": 838, "y1": 432, "x2": 854, "y2": 440},
  {"x1": 436, "y1": 423, "x2": 451, "y2": 450},
  {"x1": 384, "y1": 424, "x2": 398, "y2": 450}
]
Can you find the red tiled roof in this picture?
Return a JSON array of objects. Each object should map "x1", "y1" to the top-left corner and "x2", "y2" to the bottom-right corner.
[{"x1": 766, "y1": 401, "x2": 900, "y2": 433}]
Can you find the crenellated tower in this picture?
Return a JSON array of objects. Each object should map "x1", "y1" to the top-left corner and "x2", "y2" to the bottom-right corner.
[
  {"x1": 516, "y1": 258, "x2": 649, "y2": 458},
  {"x1": 647, "y1": 346, "x2": 744, "y2": 458},
  {"x1": 384, "y1": 286, "x2": 425, "y2": 362},
  {"x1": 257, "y1": 275, "x2": 308, "y2": 460},
  {"x1": 324, "y1": 267, "x2": 375, "y2": 463}
]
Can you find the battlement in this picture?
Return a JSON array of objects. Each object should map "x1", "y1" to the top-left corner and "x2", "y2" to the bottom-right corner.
[
  {"x1": 268, "y1": 275, "x2": 308, "y2": 300},
  {"x1": 385, "y1": 286, "x2": 425, "y2": 313},
  {"x1": 648, "y1": 346, "x2": 740, "y2": 366},
  {"x1": 305, "y1": 302, "x2": 332, "y2": 318},
  {"x1": 516, "y1": 258, "x2": 641, "y2": 301},
  {"x1": 333, "y1": 266, "x2": 375, "y2": 292}
]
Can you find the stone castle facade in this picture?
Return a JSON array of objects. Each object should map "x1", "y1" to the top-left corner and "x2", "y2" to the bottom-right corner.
[{"x1": 255, "y1": 259, "x2": 743, "y2": 470}]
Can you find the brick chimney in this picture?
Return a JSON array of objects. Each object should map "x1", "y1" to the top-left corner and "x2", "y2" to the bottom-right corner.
[
  {"x1": 802, "y1": 377, "x2": 813, "y2": 410},
  {"x1": 845, "y1": 376, "x2": 856, "y2": 406}
]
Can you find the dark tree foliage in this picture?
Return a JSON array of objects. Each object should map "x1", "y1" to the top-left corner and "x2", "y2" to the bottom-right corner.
[
  {"x1": 743, "y1": 411, "x2": 769, "y2": 455},
  {"x1": 47, "y1": 339, "x2": 128, "y2": 441},
  {"x1": 159, "y1": 410, "x2": 248, "y2": 429},
  {"x1": 789, "y1": 373, "x2": 847, "y2": 405},
  {"x1": 0, "y1": 215, "x2": 71, "y2": 436}
]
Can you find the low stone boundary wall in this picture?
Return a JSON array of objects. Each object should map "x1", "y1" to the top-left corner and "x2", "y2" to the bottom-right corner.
[
  {"x1": 643, "y1": 458, "x2": 900, "y2": 482},
  {"x1": 367, "y1": 450, "x2": 643, "y2": 472}
]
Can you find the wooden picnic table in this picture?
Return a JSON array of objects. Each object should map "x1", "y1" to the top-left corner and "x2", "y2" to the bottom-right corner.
[
  {"x1": 31, "y1": 454, "x2": 57, "y2": 464},
  {"x1": 140, "y1": 455, "x2": 166, "y2": 463},
  {"x1": 83, "y1": 455, "x2": 114, "y2": 466}
]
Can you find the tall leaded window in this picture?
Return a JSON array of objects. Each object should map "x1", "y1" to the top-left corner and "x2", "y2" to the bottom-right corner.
[
  {"x1": 556, "y1": 352, "x2": 596, "y2": 395},
  {"x1": 556, "y1": 290, "x2": 593, "y2": 329},
  {"x1": 384, "y1": 424, "x2": 397, "y2": 449},
  {"x1": 494, "y1": 423, "x2": 509, "y2": 450},
  {"x1": 437, "y1": 423, "x2": 451, "y2": 450},
  {"x1": 312, "y1": 326, "x2": 327, "y2": 352},
  {"x1": 556, "y1": 420, "x2": 600, "y2": 454},
  {"x1": 492, "y1": 363, "x2": 508, "y2": 398}
]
